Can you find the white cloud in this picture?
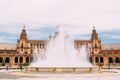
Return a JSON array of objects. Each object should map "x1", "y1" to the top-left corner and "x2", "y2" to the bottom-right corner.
[
  {"x1": 0, "y1": 0, "x2": 120, "y2": 43},
  {"x1": 0, "y1": 0, "x2": 120, "y2": 29},
  {"x1": 101, "y1": 33, "x2": 120, "y2": 39}
]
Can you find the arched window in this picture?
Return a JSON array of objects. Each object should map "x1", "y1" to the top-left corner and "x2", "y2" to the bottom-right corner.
[
  {"x1": 31, "y1": 44, "x2": 32, "y2": 47},
  {"x1": 108, "y1": 57, "x2": 113, "y2": 63},
  {"x1": 25, "y1": 51, "x2": 27, "y2": 54},
  {"x1": 115, "y1": 57, "x2": 119, "y2": 63},
  {"x1": 15, "y1": 57, "x2": 18, "y2": 63},
  {"x1": 20, "y1": 57, "x2": 23, "y2": 63},
  {"x1": 40, "y1": 44, "x2": 41, "y2": 47},
  {"x1": 26, "y1": 57, "x2": 29, "y2": 63},
  {"x1": 5, "y1": 57, "x2": 10, "y2": 63},
  {"x1": 37, "y1": 44, "x2": 39, "y2": 47},
  {"x1": 0, "y1": 57, "x2": 3, "y2": 63},
  {"x1": 100, "y1": 57, "x2": 103, "y2": 63},
  {"x1": 95, "y1": 44, "x2": 97, "y2": 48},
  {"x1": 21, "y1": 43, "x2": 23, "y2": 48},
  {"x1": 95, "y1": 57, "x2": 99, "y2": 63}
]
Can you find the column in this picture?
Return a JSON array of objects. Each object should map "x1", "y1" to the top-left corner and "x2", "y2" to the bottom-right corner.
[
  {"x1": 92, "y1": 56, "x2": 96, "y2": 66},
  {"x1": 113, "y1": 57, "x2": 115, "y2": 66},
  {"x1": 10, "y1": 56, "x2": 14, "y2": 66},
  {"x1": 103, "y1": 56, "x2": 108, "y2": 66},
  {"x1": 23, "y1": 57, "x2": 26, "y2": 64}
]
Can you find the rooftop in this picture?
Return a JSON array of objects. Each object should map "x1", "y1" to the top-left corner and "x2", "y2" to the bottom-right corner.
[
  {"x1": 0, "y1": 43, "x2": 16, "y2": 50},
  {"x1": 102, "y1": 44, "x2": 120, "y2": 50}
]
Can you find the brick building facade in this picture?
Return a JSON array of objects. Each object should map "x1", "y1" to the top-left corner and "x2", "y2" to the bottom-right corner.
[{"x1": 0, "y1": 26, "x2": 120, "y2": 67}]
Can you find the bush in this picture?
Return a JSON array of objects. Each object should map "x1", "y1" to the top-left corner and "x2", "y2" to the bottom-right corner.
[
  {"x1": 98, "y1": 62, "x2": 103, "y2": 71},
  {"x1": 23, "y1": 62, "x2": 29, "y2": 66},
  {"x1": 98, "y1": 62, "x2": 103, "y2": 67},
  {"x1": 1, "y1": 62, "x2": 5, "y2": 66}
]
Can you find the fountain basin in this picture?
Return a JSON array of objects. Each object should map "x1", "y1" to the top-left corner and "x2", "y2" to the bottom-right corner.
[{"x1": 25, "y1": 67, "x2": 99, "y2": 73}]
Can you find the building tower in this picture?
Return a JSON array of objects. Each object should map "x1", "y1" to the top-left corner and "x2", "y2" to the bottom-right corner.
[
  {"x1": 91, "y1": 26, "x2": 101, "y2": 66},
  {"x1": 16, "y1": 26, "x2": 30, "y2": 65}
]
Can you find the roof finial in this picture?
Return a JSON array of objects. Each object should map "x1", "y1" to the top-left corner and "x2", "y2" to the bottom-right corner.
[
  {"x1": 23, "y1": 25, "x2": 25, "y2": 29},
  {"x1": 93, "y1": 25, "x2": 95, "y2": 30}
]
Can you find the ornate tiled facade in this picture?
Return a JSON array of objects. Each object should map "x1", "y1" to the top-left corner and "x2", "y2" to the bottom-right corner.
[{"x1": 0, "y1": 26, "x2": 120, "y2": 67}]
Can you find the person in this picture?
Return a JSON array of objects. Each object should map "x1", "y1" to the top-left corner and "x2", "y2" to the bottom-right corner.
[
  {"x1": 19, "y1": 64, "x2": 22, "y2": 71},
  {"x1": 6, "y1": 65, "x2": 9, "y2": 70}
]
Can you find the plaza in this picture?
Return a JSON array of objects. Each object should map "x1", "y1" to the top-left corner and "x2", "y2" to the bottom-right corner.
[{"x1": 0, "y1": 68, "x2": 120, "y2": 80}]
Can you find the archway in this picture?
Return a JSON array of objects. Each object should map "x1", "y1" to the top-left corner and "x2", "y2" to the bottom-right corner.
[
  {"x1": 0, "y1": 57, "x2": 3, "y2": 63},
  {"x1": 108, "y1": 57, "x2": 113, "y2": 63},
  {"x1": 95, "y1": 57, "x2": 99, "y2": 63},
  {"x1": 26, "y1": 57, "x2": 29, "y2": 63},
  {"x1": 115, "y1": 57, "x2": 119, "y2": 63},
  {"x1": 15, "y1": 57, "x2": 18, "y2": 63},
  {"x1": 5, "y1": 57, "x2": 10, "y2": 63},
  {"x1": 20, "y1": 57, "x2": 23, "y2": 63},
  {"x1": 100, "y1": 57, "x2": 103, "y2": 63}
]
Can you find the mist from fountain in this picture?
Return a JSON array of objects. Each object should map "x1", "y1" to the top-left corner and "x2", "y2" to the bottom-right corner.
[{"x1": 30, "y1": 27, "x2": 92, "y2": 67}]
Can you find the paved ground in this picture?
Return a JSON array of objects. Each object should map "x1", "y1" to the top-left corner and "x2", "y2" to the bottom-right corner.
[{"x1": 0, "y1": 69, "x2": 120, "y2": 80}]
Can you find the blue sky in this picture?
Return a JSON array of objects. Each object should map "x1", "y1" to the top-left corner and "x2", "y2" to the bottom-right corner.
[
  {"x1": 0, "y1": 24, "x2": 120, "y2": 44},
  {"x1": 0, "y1": 0, "x2": 120, "y2": 44}
]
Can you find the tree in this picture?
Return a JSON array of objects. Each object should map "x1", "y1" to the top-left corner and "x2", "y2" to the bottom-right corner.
[
  {"x1": 23, "y1": 62, "x2": 29, "y2": 66},
  {"x1": 98, "y1": 62, "x2": 103, "y2": 71}
]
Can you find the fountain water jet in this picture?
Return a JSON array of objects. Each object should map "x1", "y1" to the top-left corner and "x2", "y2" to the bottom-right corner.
[{"x1": 26, "y1": 26, "x2": 98, "y2": 73}]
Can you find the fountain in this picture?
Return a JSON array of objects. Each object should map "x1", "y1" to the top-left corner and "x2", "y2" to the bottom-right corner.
[{"x1": 26, "y1": 26, "x2": 98, "y2": 73}]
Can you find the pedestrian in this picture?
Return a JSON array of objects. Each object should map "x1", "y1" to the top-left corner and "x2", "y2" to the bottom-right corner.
[
  {"x1": 6, "y1": 65, "x2": 9, "y2": 70},
  {"x1": 19, "y1": 64, "x2": 22, "y2": 71}
]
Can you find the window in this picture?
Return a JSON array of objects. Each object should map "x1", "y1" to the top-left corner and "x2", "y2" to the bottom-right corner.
[
  {"x1": 0, "y1": 57, "x2": 3, "y2": 63},
  {"x1": 115, "y1": 57, "x2": 119, "y2": 63},
  {"x1": 26, "y1": 57, "x2": 29, "y2": 63},
  {"x1": 95, "y1": 57, "x2": 99, "y2": 63},
  {"x1": 100, "y1": 57, "x2": 103, "y2": 63},
  {"x1": 0, "y1": 51, "x2": 4, "y2": 54},
  {"x1": 15, "y1": 57, "x2": 18, "y2": 63},
  {"x1": 92, "y1": 51, "x2": 94, "y2": 54},
  {"x1": 40, "y1": 44, "x2": 41, "y2": 47},
  {"x1": 21, "y1": 43, "x2": 23, "y2": 48},
  {"x1": 5, "y1": 57, "x2": 10, "y2": 63},
  {"x1": 20, "y1": 57, "x2": 23, "y2": 63},
  {"x1": 37, "y1": 44, "x2": 39, "y2": 47},
  {"x1": 6, "y1": 51, "x2": 11, "y2": 54},
  {"x1": 31, "y1": 44, "x2": 32, "y2": 47},
  {"x1": 108, "y1": 57, "x2": 113, "y2": 63},
  {"x1": 25, "y1": 51, "x2": 27, "y2": 54},
  {"x1": 95, "y1": 44, "x2": 97, "y2": 48}
]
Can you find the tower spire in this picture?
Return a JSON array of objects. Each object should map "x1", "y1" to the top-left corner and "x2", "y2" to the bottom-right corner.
[
  {"x1": 23, "y1": 25, "x2": 25, "y2": 29},
  {"x1": 93, "y1": 25, "x2": 95, "y2": 30},
  {"x1": 20, "y1": 25, "x2": 27, "y2": 40},
  {"x1": 91, "y1": 26, "x2": 98, "y2": 40}
]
